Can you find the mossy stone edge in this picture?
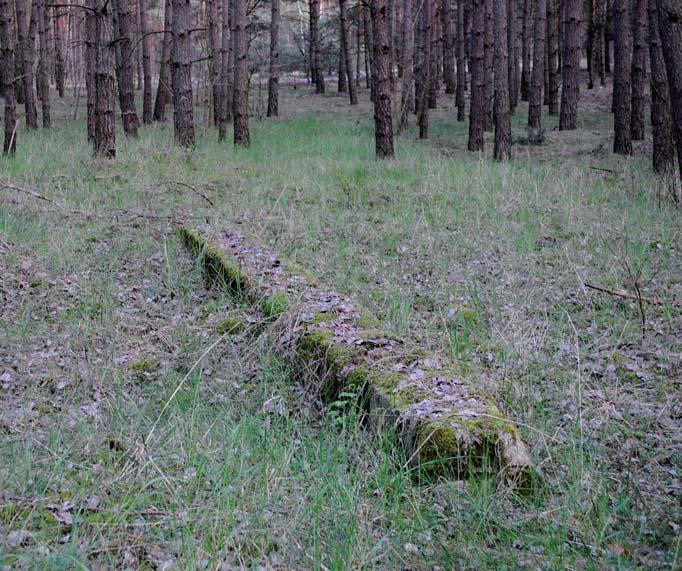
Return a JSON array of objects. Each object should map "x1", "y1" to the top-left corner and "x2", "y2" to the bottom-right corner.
[{"x1": 179, "y1": 227, "x2": 539, "y2": 488}]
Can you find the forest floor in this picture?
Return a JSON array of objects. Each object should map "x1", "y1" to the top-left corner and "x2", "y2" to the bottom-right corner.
[{"x1": 0, "y1": 85, "x2": 680, "y2": 569}]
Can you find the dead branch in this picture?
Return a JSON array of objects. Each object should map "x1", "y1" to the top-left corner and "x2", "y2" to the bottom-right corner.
[{"x1": 584, "y1": 282, "x2": 681, "y2": 307}]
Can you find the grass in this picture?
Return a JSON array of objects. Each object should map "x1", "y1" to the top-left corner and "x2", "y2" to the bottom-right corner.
[{"x1": 0, "y1": 85, "x2": 680, "y2": 569}]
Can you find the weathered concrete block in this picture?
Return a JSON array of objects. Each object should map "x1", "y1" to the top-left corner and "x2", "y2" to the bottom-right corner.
[{"x1": 180, "y1": 226, "x2": 538, "y2": 487}]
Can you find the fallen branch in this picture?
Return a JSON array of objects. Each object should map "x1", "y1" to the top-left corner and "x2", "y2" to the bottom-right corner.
[{"x1": 584, "y1": 282, "x2": 680, "y2": 307}]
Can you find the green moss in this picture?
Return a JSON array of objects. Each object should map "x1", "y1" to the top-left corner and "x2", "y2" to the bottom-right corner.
[
  {"x1": 358, "y1": 311, "x2": 381, "y2": 329},
  {"x1": 131, "y1": 358, "x2": 160, "y2": 375},
  {"x1": 216, "y1": 316, "x2": 246, "y2": 335},
  {"x1": 261, "y1": 291, "x2": 289, "y2": 319},
  {"x1": 178, "y1": 227, "x2": 250, "y2": 295},
  {"x1": 310, "y1": 311, "x2": 334, "y2": 325}
]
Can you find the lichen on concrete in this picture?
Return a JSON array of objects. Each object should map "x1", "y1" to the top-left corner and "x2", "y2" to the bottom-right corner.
[{"x1": 179, "y1": 226, "x2": 538, "y2": 486}]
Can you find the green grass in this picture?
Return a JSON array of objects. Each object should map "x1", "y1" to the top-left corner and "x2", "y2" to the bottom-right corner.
[{"x1": 0, "y1": 87, "x2": 680, "y2": 568}]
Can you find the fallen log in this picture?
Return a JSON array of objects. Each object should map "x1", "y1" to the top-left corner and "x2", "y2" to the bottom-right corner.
[{"x1": 180, "y1": 226, "x2": 539, "y2": 488}]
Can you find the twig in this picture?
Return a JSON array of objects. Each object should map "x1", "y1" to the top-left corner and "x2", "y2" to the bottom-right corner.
[
  {"x1": 584, "y1": 282, "x2": 680, "y2": 307},
  {"x1": 157, "y1": 180, "x2": 214, "y2": 207}
]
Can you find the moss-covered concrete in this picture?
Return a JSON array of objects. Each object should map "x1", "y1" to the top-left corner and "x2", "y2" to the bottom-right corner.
[{"x1": 179, "y1": 227, "x2": 538, "y2": 486}]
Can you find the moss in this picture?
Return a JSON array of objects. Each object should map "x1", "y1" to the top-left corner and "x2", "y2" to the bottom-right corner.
[
  {"x1": 310, "y1": 311, "x2": 335, "y2": 325},
  {"x1": 261, "y1": 291, "x2": 289, "y2": 320},
  {"x1": 358, "y1": 311, "x2": 381, "y2": 329},
  {"x1": 131, "y1": 358, "x2": 160, "y2": 375},
  {"x1": 298, "y1": 328, "x2": 334, "y2": 362},
  {"x1": 216, "y1": 316, "x2": 246, "y2": 335},
  {"x1": 297, "y1": 329, "x2": 356, "y2": 402},
  {"x1": 178, "y1": 227, "x2": 250, "y2": 295}
]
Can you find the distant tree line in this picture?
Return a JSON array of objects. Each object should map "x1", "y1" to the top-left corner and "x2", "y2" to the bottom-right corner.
[{"x1": 0, "y1": 0, "x2": 681, "y2": 195}]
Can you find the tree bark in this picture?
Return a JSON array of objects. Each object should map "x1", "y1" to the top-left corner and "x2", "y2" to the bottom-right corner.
[
  {"x1": 172, "y1": 0, "x2": 195, "y2": 147},
  {"x1": 442, "y1": 0, "x2": 456, "y2": 94},
  {"x1": 310, "y1": 0, "x2": 325, "y2": 93},
  {"x1": 208, "y1": 0, "x2": 221, "y2": 125},
  {"x1": 15, "y1": 0, "x2": 38, "y2": 130},
  {"x1": 371, "y1": 0, "x2": 394, "y2": 157},
  {"x1": 520, "y1": 0, "x2": 533, "y2": 101},
  {"x1": 656, "y1": 0, "x2": 682, "y2": 184},
  {"x1": 153, "y1": 0, "x2": 172, "y2": 121},
  {"x1": 218, "y1": 0, "x2": 232, "y2": 139},
  {"x1": 138, "y1": 0, "x2": 152, "y2": 123},
  {"x1": 0, "y1": 0, "x2": 17, "y2": 154},
  {"x1": 613, "y1": 0, "x2": 632, "y2": 154},
  {"x1": 508, "y1": 0, "x2": 518, "y2": 113},
  {"x1": 483, "y1": 0, "x2": 493, "y2": 130},
  {"x1": 338, "y1": 44, "x2": 347, "y2": 92},
  {"x1": 417, "y1": 0, "x2": 431, "y2": 138},
  {"x1": 428, "y1": 0, "x2": 440, "y2": 109},
  {"x1": 456, "y1": 0, "x2": 466, "y2": 121},
  {"x1": 468, "y1": 0, "x2": 485, "y2": 150},
  {"x1": 630, "y1": 0, "x2": 647, "y2": 140},
  {"x1": 528, "y1": 0, "x2": 546, "y2": 128},
  {"x1": 340, "y1": 0, "x2": 358, "y2": 104},
  {"x1": 113, "y1": 0, "x2": 139, "y2": 137},
  {"x1": 267, "y1": 0, "x2": 280, "y2": 116},
  {"x1": 232, "y1": 0, "x2": 249, "y2": 146},
  {"x1": 398, "y1": 0, "x2": 413, "y2": 130},
  {"x1": 364, "y1": 4, "x2": 375, "y2": 100},
  {"x1": 85, "y1": 0, "x2": 96, "y2": 141},
  {"x1": 94, "y1": 0, "x2": 116, "y2": 157},
  {"x1": 586, "y1": 0, "x2": 594, "y2": 88},
  {"x1": 649, "y1": 0, "x2": 675, "y2": 175},
  {"x1": 53, "y1": 5, "x2": 65, "y2": 97},
  {"x1": 37, "y1": 0, "x2": 50, "y2": 128},
  {"x1": 559, "y1": 0, "x2": 581, "y2": 129},
  {"x1": 546, "y1": 0, "x2": 559, "y2": 115},
  {"x1": 494, "y1": 0, "x2": 511, "y2": 160}
]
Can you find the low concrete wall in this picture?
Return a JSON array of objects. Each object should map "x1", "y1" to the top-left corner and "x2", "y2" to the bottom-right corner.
[{"x1": 180, "y1": 226, "x2": 538, "y2": 487}]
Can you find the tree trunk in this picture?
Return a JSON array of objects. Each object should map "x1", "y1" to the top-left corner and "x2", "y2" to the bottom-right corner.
[
  {"x1": 85, "y1": 0, "x2": 96, "y2": 141},
  {"x1": 15, "y1": 0, "x2": 38, "y2": 129},
  {"x1": 456, "y1": 0, "x2": 466, "y2": 121},
  {"x1": 364, "y1": 4, "x2": 375, "y2": 100},
  {"x1": 138, "y1": 0, "x2": 152, "y2": 123},
  {"x1": 520, "y1": 0, "x2": 533, "y2": 101},
  {"x1": 310, "y1": 0, "x2": 325, "y2": 93},
  {"x1": 340, "y1": 0, "x2": 358, "y2": 104},
  {"x1": 53, "y1": 5, "x2": 65, "y2": 97},
  {"x1": 153, "y1": 0, "x2": 172, "y2": 121},
  {"x1": 604, "y1": 18, "x2": 611, "y2": 73},
  {"x1": 417, "y1": 0, "x2": 431, "y2": 138},
  {"x1": 468, "y1": 0, "x2": 485, "y2": 150},
  {"x1": 218, "y1": 0, "x2": 232, "y2": 139},
  {"x1": 371, "y1": 0, "x2": 394, "y2": 157},
  {"x1": 649, "y1": 0, "x2": 675, "y2": 176},
  {"x1": 37, "y1": 0, "x2": 50, "y2": 128},
  {"x1": 586, "y1": 0, "x2": 594, "y2": 88},
  {"x1": 630, "y1": 0, "x2": 647, "y2": 140},
  {"x1": 656, "y1": 0, "x2": 682, "y2": 184},
  {"x1": 398, "y1": 0, "x2": 413, "y2": 130},
  {"x1": 483, "y1": 0, "x2": 493, "y2": 130},
  {"x1": 508, "y1": 0, "x2": 518, "y2": 113},
  {"x1": 94, "y1": 0, "x2": 116, "y2": 157},
  {"x1": 442, "y1": 0, "x2": 456, "y2": 94},
  {"x1": 613, "y1": 0, "x2": 632, "y2": 154},
  {"x1": 559, "y1": 0, "x2": 581, "y2": 129},
  {"x1": 208, "y1": 0, "x2": 221, "y2": 125},
  {"x1": 172, "y1": 0, "x2": 195, "y2": 147},
  {"x1": 428, "y1": 0, "x2": 440, "y2": 109},
  {"x1": 113, "y1": 0, "x2": 139, "y2": 137},
  {"x1": 546, "y1": 0, "x2": 559, "y2": 115},
  {"x1": 528, "y1": 0, "x2": 546, "y2": 128},
  {"x1": 494, "y1": 0, "x2": 511, "y2": 160},
  {"x1": 232, "y1": 0, "x2": 249, "y2": 146},
  {"x1": 0, "y1": 0, "x2": 17, "y2": 154},
  {"x1": 267, "y1": 0, "x2": 280, "y2": 115},
  {"x1": 338, "y1": 45, "x2": 347, "y2": 92}
]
